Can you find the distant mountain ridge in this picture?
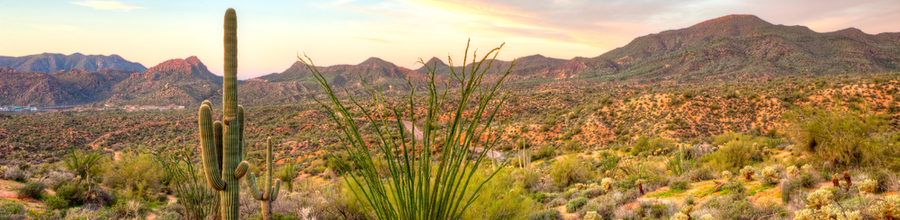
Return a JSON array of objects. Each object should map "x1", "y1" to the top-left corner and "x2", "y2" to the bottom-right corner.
[
  {"x1": 1, "y1": 14, "x2": 899, "y2": 107},
  {"x1": 0, "y1": 53, "x2": 147, "y2": 73}
]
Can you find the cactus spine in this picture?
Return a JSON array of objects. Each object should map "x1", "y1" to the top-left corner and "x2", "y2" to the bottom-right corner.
[
  {"x1": 198, "y1": 8, "x2": 250, "y2": 220},
  {"x1": 246, "y1": 137, "x2": 282, "y2": 220}
]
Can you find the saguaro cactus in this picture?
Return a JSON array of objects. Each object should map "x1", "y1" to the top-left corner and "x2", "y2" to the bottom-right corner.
[
  {"x1": 198, "y1": 8, "x2": 250, "y2": 220},
  {"x1": 246, "y1": 137, "x2": 282, "y2": 220}
]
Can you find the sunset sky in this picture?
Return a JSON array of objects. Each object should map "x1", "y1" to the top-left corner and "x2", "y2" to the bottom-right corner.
[{"x1": 1, "y1": 0, "x2": 899, "y2": 79}]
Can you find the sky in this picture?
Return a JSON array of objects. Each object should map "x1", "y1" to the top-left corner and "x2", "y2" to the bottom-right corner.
[{"x1": 1, "y1": 0, "x2": 899, "y2": 79}]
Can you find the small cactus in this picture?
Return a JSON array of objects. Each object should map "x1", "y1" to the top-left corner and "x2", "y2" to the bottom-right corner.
[
  {"x1": 859, "y1": 179, "x2": 878, "y2": 195},
  {"x1": 801, "y1": 164, "x2": 813, "y2": 173},
  {"x1": 761, "y1": 166, "x2": 779, "y2": 185},
  {"x1": 721, "y1": 171, "x2": 733, "y2": 180},
  {"x1": 868, "y1": 195, "x2": 900, "y2": 220},
  {"x1": 843, "y1": 171, "x2": 852, "y2": 191},
  {"x1": 806, "y1": 188, "x2": 833, "y2": 210},
  {"x1": 740, "y1": 166, "x2": 755, "y2": 181},
  {"x1": 832, "y1": 174, "x2": 840, "y2": 188},
  {"x1": 669, "y1": 212, "x2": 690, "y2": 220},
  {"x1": 583, "y1": 211, "x2": 600, "y2": 220},
  {"x1": 636, "y1": 179, "x2": 646, "y2": 195},
  {"x1": 600, "y1": 178, "x2": 613, "y2": 192},
  {"x1": 699, "y1": 214, "x2": 713, "y2": 220},
  {"x1": 781, "y1": 180, "x2": 793, "y2": 204},
  {"x1": 246, "y1": 137, "x2": 282, "y2": 220},
  {"x1": 786, "y1": 165, "x2": 800, "y2": 178}
]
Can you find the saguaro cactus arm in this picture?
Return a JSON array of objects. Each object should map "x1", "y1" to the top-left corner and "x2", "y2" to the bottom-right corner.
[
  {"x1": 246, "y1": 137, "x2": 282, "y2": 202},
  {"x1": 247, "y1": 171, "x2": 263, "y2": 200},
  {"x1": 200, "y1": 101, "x2": 226, "y2": 190},
  {"x1": 235, "y1": 161, "x2": 249, "y2": 179}
]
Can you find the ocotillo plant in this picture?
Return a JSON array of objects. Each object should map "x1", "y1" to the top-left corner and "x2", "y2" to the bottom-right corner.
[
  {"x1": 197, "y1": 8, "x2": 251, "y2": 220},
  {"x1": 246, "y1": 137, "x2": 282, "y2": 220},
  {"x1": 300, "y1": 40, "x2": 513, "y2": 220}
]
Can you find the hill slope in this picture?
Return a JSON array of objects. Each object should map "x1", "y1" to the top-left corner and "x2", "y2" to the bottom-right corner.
[{"x1": 0, "y1": 53, "x2": 147, "y2": 73}]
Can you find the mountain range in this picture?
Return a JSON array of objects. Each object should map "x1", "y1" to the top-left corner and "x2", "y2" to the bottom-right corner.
[
  {"x1": 0, "y1": 53, "x2": 147, "y2": 73},
  {"x1": 1, "y1": 14, "x2": 898, "y2": 107}
]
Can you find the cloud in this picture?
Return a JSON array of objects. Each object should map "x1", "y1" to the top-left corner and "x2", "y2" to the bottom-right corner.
[{"x1": 72, "y1": 1, "x2": 145, "y2": 12}]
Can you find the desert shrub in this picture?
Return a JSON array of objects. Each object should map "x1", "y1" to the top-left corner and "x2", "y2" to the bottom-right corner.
[
  {"x1": 47, "y1": 171, "x2": 74, "y2": 190},
  {"x1": 306, "y1": 159, "x2": 327, "y2": 176},
  {"x1": 533, "y1": 145, "x2": 556, "y2": 161},
  {"x1": 14, "y1": 181, "x2": 45, "y2": 200},
  {"x1": 114, "y1": 200, "x2": 151, "y2": 219},
  {"x1": 701, "y1": 139, "x2": 762, "y2": 171},
  {"x1": 101, "y1": 152, "x2": 163, "y2": 201},
  {"x1": 784, "y1": 108, "x2": 888, "y2": 167},
  {"x1": 155, "y1": 211, "x2": 183, "y2": 220},
  {"x1": 548, "y1": 197, "x2": 567, "y2": 207},
  {"x1": 2, "y1": 165, "x2": 29, "y2": 182},
  {"x1": 528, "y1": 209, "x2": 563, "y2": 220},
  {"x1": 43, "y1": 195, "x2": 68, "y2": 210},
  {"x1": 566, "y1": 197, "x2": 589, "y2": 213},
  {"x1": 550, "y1": 155, "x2": 594, "y2": 187},
  {"x1": 56, "y1": 183, "x2": 87, "y2": 206},
  {"x1": 463, "y1": 169, "x2": 538, "y2": 220},
  {"x1": 867, "y1": 168, "x2": 894, "y2": 193},
  {"x1": 703, "y1": 194, "x2": 775, "y2": 219},
  {"x1": 687, "y1": 167, "x2": 714, "y2": 181},
  {"x1": 593, "y1": 152, "x2": 620, "y2": 173},
  {"x1": 0, "y1": 201, "x2": 26, "y2": 220},
  {"x1": 798, "y1": 173, "x2": 819, "y2": 189},
  {"x1": 632, "y1": 136, "x2": 676, "y2": 156},
  {"x1": 89, "y1": 189, "x2": 117, "y2": 207},
  {"x1": 513, "y1": 166, "x2": 542, "y2": 191},
  {"x1": 669, "y1": 180, "x2": 690, "y2": 191},
  {"x1": 636, "y1": 202, "x2": 672, "y2": 219},
  {"x1": 562, "y1": 140, "x2": 582, "y2": 153}
]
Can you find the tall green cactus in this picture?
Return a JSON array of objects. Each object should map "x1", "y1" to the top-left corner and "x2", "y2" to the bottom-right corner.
[
  {"x1": 246, "y1": 137, "x2": 282, "y2": 220},
  {"x1": 198, "y1": 8, "x2": 250, "y2": 220}
]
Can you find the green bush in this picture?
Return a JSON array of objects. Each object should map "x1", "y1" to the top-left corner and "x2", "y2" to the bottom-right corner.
[
  {"x1": 56, "y1": 183, "x2": 87, "y2": 206},
  {"x1": 798, "y1": 173, "x2": 818, "y2": 189},
  {"x1": 562, "y1": 140, "x2": 582, "y2": 153},
  {"x1": 100, "y1": 152, "x2": 163, "y2": 201},
  {"x1": 701, "y1": 138, "x2": 762, "y2": 171},
  {"x1": 566, "y1": 197, "x2": 589, "y2": 213},
  {"x1": 528, "y1": 209, "x2": 563, "y2": 220},
  {"x1": 14, "y1": 181, "x2": 45, "y2": 200},
  {"x1": 631, "y1": 136, "x2": 675, "y2": 156},
  {"x1": 0, "y1": 201, "x2": 26, "y2": 220},
  {"x1": 784, "y1": 108, "x2": 888, "y2": 167},
  {"x1": 550, "y1": 155, "x2": 594, "y2": 187},
  {"x1": 669, "y1": 180, "x2": 690, "y2": 191},
  {"x1": 533, "y1": 145, "x2": 555, "y2": 161},
  {"x1": 43, "y1": 195, "x2": 69, "y2": 210}
]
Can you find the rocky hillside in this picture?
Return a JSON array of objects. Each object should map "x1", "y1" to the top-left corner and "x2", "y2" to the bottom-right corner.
[
  {"x1": 0, "y1": 53, "x2": 147, "y2": 73},
  {"x1": 0, "y1": 67, "x2": 134, "y2": 106},
  {"x1": 587, "y1": 14, "x2": 900, "y2": 83},
  {"x1": 105, "y1": 56, "x2": 222, "y2": 106}
]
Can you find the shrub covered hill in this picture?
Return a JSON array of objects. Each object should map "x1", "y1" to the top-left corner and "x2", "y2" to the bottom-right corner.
[{"x1": 2, "y1": 14, "x2": 900, "y2": 164}]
